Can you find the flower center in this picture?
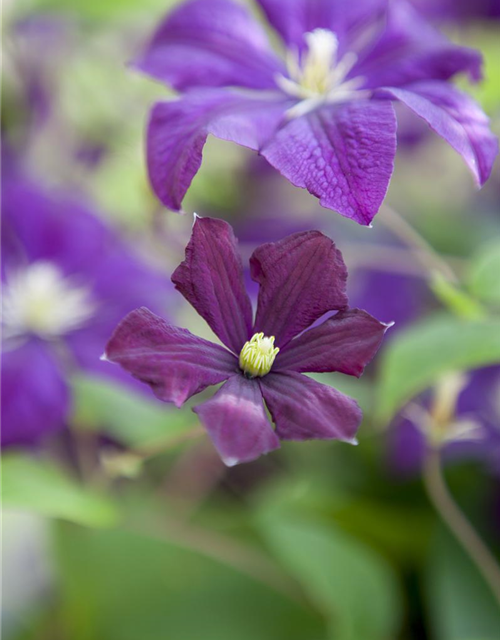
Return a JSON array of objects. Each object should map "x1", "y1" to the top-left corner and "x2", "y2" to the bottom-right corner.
[
  {"x1": 276, "y1": 28, "x2": 366, "y2": 118},
  {"x1": 239, "y1": 332, "x2": 279, "y2": 378},
  {"x1": 2, "y1": 260, "x2": 95, "y2": 339}
]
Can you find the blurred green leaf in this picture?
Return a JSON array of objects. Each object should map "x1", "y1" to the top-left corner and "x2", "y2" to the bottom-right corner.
[
  {"x1": 376, "y1": 314, "x2": 500, "y2": 425},
  {"x1": 426, "y1": 527, "x2": 500, "y2": 640},
  {"x1": 20, "y1": 0, "x2": 178, "y2": 22},
  {"x1": 257, "y1": 513, "x2": 402, "y2": 640},
  {"x1": 431, "y1": 273, "x2": 485, "y2": 319},
  {"x1": 467, "y1": 241, "x2": 500, "y2": 306},
  {"x1": 54, "y1": 522, "x2": 327, "y2": 640},
  {"x1": 71, "y1": 374, "x2": 196, "y2": 450},
  {"x1": 2, "y1": 454, "x2": 118, "y2": 528}
]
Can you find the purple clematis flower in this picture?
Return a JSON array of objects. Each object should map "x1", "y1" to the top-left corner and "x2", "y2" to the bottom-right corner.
[
  {"x1": 137, "y1": 0, "x2": 498, "y2": 225},
  {"x1": 389, "y1": 366, "x2": 500, "y2": 476},
  {"x1": 104, "y1": 216, "x2": 389, "y2": 466},
  {"x1": 1, "y1": 155, "x2": 170, "y2": 447}
]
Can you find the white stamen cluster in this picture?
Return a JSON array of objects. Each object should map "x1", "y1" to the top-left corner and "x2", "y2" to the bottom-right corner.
[
  {"x1": 239, "y1": 332, "x2": 279, "y2": 378},
  {"x1": 276, "y1": 28, "x2": 367, "y2": 118},
  {"x1": 2, "y1": 261, "x2": 95, "y2": 339}
]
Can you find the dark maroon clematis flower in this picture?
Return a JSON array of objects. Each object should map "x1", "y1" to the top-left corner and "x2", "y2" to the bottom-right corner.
[{"x1": 104, "y1": 216, "x2": 389, "y2": 466}]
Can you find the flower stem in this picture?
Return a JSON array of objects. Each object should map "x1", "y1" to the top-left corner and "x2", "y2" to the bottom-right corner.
[
  {"x1": 380, "y1": 204, "x2": 459, "y2": 283},
  {"x1": 422, "y1": 447, "x2": 500, "y2": 608}
]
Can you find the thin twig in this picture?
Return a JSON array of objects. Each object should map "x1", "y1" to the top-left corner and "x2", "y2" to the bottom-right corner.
[
  {"x1": 380, "y1": 204, "x2": 460, "y2": 283},
  {"x1": 422, "y1": 447, "x2": 500, "y2": 608},
  {"x1": 127, "y1": 517, "x2": 305, "y2": 605}
]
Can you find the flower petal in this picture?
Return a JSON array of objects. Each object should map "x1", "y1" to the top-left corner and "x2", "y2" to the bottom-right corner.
[
  {"x1": 147, "y1": 90, "x2": 288, "y2": 210},
  {"x1": 193, "y1": 374, "x2": 280, "y2": 466},
  {"x1": 354, "y1": 0, "x2": 482, "y2": 87},
  {"x1": 250, "y1": 231, "x2": 348, "y2": 348},
  {"x1": 1, "y1": 340, "x2": 69, "y2": 447},
  {"x1": 376, "y1": 81, "x2": 498, "y2": 185},
  {"x1": 260, "y1": 372, "x2": 362, "y2": 442},
  {"x1": 261, "y1": 100, "x2": 397, "y2": 225},
  {"x1": 172, "y1": 216, "x2": 253, "y2": 354},
  {"x1": 104, "y1": 307, "x2": 237, "y2": 407},
  {"x1": 135, "y1": 0, "x2": 284, "y2": 90},
  {"x1": 256, "y1": 0, "x2": 386, "y2": 53},
  {"x1": 275, "y1": 309, "x2": 389, "y2": 376}
]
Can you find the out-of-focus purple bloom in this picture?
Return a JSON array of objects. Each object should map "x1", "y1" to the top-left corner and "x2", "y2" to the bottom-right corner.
[
  {"x1": 105, "y1": 216, "x2": 389, "y2": 466},
  {"x1": 137, "y1": 0, "x2": 497, "y2": 225},
  {"x1": 389, "y1": 366, "x2": 500, "y2": 476},
  {"x1": 1, "y1": 157, "x2": 171, "y2": 447}
]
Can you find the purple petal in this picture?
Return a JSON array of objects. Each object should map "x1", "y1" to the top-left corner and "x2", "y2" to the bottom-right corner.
[
  {"x1": 250, "y1": 231, "x2": 348, "y2": 348},
  {"x1": 376, "y1": 81, "x2": 498, "y2": 185},
  {"x1": 172, "y1": 216, "x2": 253, "y2": 354},
  {"x1": 261, "y1": 100, "x2": 397, "y2": 225},
  {"x1": 276, "y1": 309, "x2": 389, "y2": 376},
  {"x1": 135, "y1": 0, "x2": 284, "y2": 90},
  {"x1": 260, "y1": 372, "x2": 362, "y2": 442},
  {"x1": 1, "y1": 168, "x2": 110, "y2": 276},
  {"x1": 147, "y1": 90, "x2": 288, "y2": 210},
  {"x1": 104, "y1": 307, "x2": 237, "y2": 407},
  {"x1": 193, "y1": 374, "x2": 280, "y2": 466},
  {"x1": 256, "y1": 0, "x2": 386, "y2": 54},
  {"x1": 354, "y1": 1, "x2": 482, "y2": 88},
  {"x1": 1, "y1": 340, "x2": 69, "y2": 447}
]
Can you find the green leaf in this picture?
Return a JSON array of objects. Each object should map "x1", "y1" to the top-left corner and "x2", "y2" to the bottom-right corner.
[
  {"x1": 71, "y1": 374, "x2": 196, "y2": 450},
  {"x1": 54, "y1": 522, "x2": 327, "y2": 640},
  {"x1": 2, "y1": 454, "x2": 119, "y2": 528},
  {"x1": 257, "y1": 513, "x2": 402, "y2": 640},
  {"x1": 466, "y1": 241, "x2": 500, "y2": 306},
  {"x1": 430, "y1": 273, "x2": 485, "y2": 319},
  {"x1": 426, "y1": 527, "x2": 500, "y2": 640},
  {"x1": 17, "y1": 0, "x2": 179, "y2": 22},
  {"x1": 376, "y1": 313, "x2": 500, "y2": 425}
]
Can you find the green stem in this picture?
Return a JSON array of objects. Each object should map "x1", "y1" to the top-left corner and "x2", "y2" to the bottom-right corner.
[
  {"x1": 380, "y1": 205, "x2": 459, "y2": 283},
  {"x1": 423, "y1": 447, "x2": 500, "y2": 608}
]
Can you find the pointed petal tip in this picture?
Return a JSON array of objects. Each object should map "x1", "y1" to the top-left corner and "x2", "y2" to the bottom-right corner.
[
  {"x1": 383, "y1": 320, "x2": 396, "y2": 332},
  {"x1": 222, "y1": 455, "x2": 239, "y2": 467},
  {"x1": 192, "y1": 212, "x2": 202, "y2": 227},
  {"x1": 100, "y1": 352, "x2": 109, "y2": 362},
  {"x1": 347, "y1": 437, "x2": 359, "y2": 446}
]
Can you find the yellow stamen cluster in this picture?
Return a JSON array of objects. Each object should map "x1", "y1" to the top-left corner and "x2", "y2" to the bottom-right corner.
[
  {"x1": 239, "y1": 332, "x2": 279, "y2": 378},
  {"x1": 276, "y1": 28, "x2": 366, "y2": 119}
]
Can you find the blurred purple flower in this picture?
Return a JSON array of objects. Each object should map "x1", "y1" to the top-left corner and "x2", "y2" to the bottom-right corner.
[
  {"x1": 1, "y1": 157, "x2": 171, "y2": 447},
  {"x1": 137, "y1": 0, "x2": 497, "y2": 225},
  {"x1": 389, "y1": 366, "x2": 500, "y2": 476},
  {"x1": 104, "y1": 216, "x2": 389, "y2": 466}
]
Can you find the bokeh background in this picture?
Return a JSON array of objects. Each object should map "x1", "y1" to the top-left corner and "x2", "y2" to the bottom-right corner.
[{"x1": 2, "y1": 0, "x2": 500, "y2": 638}]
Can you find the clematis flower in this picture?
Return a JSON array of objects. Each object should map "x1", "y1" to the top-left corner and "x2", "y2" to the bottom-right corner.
[
  {"x1": 390, "y1": 366, "x2": 500, "y2": 476},
  {"x1": 1, "y1": 155, "x2": 171, "y2": 447},
  {"x1": 104, "y1": 216, "x2": 389, "y2": 466},
  {"x1": 137, "y1": 0, "x2": 498, "y2": 225}
]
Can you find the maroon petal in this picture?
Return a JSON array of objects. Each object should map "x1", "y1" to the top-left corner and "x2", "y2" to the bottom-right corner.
[
  {"x1": 261, "y1": 100, "x2": 397, "y2": 225},
  {"x1": 260, "y1": 372, "x2": 362, "y2": 443},
  {"x1": 172, "y1": 216, "x2": 253, "y2": 354},
  {"x1": 104, "y1": 307, "x2": 237, "y2": 407},
  {"x1": 147, "y1": 90, "x2": 288, "y2": 211},
  {"x1": 134, "y1": 0, "x2": 284, "y2": 91},
  {"x1": 193, "y1": 374, "x2": 280, "y2": 466},
  {"x1": 250, "y1": 231, "x2": 348, "y2": 348},
  {"x1": 275, "y1": 309, "x2": 390, "y2": 376}
]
